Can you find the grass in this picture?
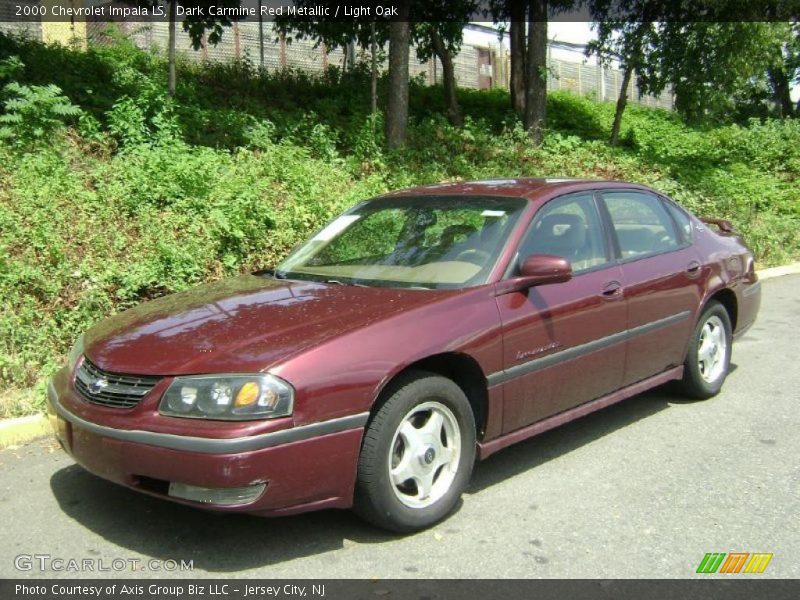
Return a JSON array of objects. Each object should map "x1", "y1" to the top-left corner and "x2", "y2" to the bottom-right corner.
[{"x1": 0, "y1": 31, "x2": 798, "y2": 416}]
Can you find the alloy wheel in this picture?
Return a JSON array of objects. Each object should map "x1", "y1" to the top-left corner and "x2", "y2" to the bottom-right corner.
[
  {"x1": 698, "y1": 314, "x2": 728, "y2": 383},
  {"x1": 388, "y1": 401, "x2": 462, "y2": 509}
]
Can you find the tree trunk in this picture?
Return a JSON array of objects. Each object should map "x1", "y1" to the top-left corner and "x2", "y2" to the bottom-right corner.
[
  {"x1": 385, "y1": 7, "x2": 411, "y2": 149},
  {"x1": 610, "y1": 64, "x2": 634, "y2": 146},
  {"x1": 370, "y1": 22, "x2": 378, "y2": 114},
  {"x1": 524, "y1": 0, "x2": 547, "y2": 145},
  {"x1": 768, "y1": 67, "x2": 794, "y2": 118},
  {"x1": 167, "y1": 0, "x2": 177, "y2": 96},
  {"x1": 430, "y1": 27, "x2": 463, "y2": 126},
  {"x1": 509, "y1": 5, "x2": 526, "y2": 116},
  {"x1": 345, "y1": 41, "x2": 356, "y2": 72}
]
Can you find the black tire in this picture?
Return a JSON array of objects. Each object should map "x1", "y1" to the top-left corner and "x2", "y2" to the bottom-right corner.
[
  {"x1": 353, "y1": 371, "x2": 476, "y2": 533},
  {"x1": 678, "y1": 301, "x2": 732, "y2": 399}
]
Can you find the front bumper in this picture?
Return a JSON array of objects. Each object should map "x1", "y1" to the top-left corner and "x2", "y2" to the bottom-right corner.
[{"x1": 47, "y1": 375, "x2": 367, "y2": 516}]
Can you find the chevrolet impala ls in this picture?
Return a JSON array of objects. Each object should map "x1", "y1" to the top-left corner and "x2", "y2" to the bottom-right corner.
[{"x1": 48, "y1": 179, "x2": 761, "y2": 532}]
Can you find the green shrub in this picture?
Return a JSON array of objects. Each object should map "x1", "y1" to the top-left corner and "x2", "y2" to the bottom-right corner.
[
  {"x1": 0, "y1": 80, "x2": 82, "y2": 149},
  {"x1": 1, "y1": 32, "x2": 799, "y2": 416}
]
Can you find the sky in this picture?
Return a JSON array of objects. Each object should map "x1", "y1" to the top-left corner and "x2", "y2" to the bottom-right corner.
[{"x1": 548, "y1": 21, "x2": 597, "y2": 45}]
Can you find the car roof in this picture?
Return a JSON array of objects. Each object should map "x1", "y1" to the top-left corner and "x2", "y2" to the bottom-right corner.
[{"x1": 378, "y1": 178, "x2": 658, "y2": 205}]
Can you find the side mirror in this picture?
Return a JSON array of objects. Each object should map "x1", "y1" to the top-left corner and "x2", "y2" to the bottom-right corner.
[{"x1": 495, "y1": 254, "x2": 572, "y2": 295}]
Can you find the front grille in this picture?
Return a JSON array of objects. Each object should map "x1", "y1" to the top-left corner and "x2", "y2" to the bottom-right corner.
[{"x1": 74, "y1": 358, "x2": 162, "y2": 409}]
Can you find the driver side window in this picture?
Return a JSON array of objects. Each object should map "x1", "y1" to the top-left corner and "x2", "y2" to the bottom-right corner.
[{"x1": 517, "y1": 194, "x2": 609, "y2": 274}]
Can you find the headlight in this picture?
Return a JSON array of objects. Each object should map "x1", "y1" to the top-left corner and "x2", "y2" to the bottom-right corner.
[
  {"x1": 67, "y1": 334, "x2": 85, "y2": 372},
  {"x1": 159, "y1": 374, "x2": 294, "y2": 421}
]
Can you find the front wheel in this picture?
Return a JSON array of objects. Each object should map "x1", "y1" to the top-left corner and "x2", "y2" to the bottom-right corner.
[
  {"x1": 678, "y1": 301, "x2": 732, "y2": 399},
  {"x1": 354, "y1": 372, "x2": 476, "y2": 533}
]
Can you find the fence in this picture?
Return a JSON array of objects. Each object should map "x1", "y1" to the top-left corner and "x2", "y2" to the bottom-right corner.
[{"x1": 0, "y1": 17, "x2": 673, "y2": 110}]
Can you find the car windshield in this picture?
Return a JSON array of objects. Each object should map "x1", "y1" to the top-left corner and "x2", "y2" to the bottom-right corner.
[{"x1": 275, "y1": 196, "x2": 528, "y2": 289}]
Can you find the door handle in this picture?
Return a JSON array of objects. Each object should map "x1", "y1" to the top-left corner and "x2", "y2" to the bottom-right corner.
[
  {"x1": 601, "y1": 281, "x2": 623, "y2": 299},
  {"x1": 686, "y1": 261, "x2": 701, "y2": 276}
]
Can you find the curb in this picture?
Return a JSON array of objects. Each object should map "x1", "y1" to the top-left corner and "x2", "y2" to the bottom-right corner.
[
  {"x1": 756, "y1": 262, "x2": 800, "y2": 281},
  {"x1": 1, "y1": 262, "x2": 799, "y2": 450},
  {"x1": 0, "y1": 414, "x2": 50, "y2": 449}
]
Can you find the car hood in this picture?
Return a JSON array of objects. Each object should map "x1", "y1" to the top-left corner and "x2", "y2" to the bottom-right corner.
[{"x1": 85, "y1": 275, "x2": 456, "y2": 376}]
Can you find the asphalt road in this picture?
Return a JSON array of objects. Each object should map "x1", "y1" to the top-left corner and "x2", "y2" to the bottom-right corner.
[{"x1": 1, "y1": 275, "x2": 798, "y2": 579}]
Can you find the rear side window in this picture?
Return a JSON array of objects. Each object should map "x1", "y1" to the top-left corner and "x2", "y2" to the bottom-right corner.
[
  {"x1": 601, "y1": 192, "x2": 680, "y2": 259},
  {"x1": 661, "y1": 198, "x2": 693, "y2": 243}
]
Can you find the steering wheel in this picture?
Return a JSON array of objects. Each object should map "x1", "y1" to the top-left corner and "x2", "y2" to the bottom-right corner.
[{"x1": 454, "y1": 248, "x2": 491, "y2": 265}]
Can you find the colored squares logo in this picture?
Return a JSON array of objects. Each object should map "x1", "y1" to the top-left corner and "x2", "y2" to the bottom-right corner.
[{"x1": 697, "y1": 553, "x2": 773, "y2": 574}]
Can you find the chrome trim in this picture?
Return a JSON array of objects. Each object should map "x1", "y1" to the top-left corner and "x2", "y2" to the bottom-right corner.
[
  {"x1": 73, "y1": 358, "x2": 161, "y2": 409},
  {"x1": 487, "y1": 310, "x2": 692, "y2": 387},
  {"x1": 48, "y1": 380, "x2": 368, "y2": 455}
]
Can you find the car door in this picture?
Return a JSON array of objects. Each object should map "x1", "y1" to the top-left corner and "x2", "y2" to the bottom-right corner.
[
  {"x1": 598, "y1": 190, "x2": 703, "y2": 386},
  {"x1": 494, "y1": 192, "x2": 628, "y2": 433}
]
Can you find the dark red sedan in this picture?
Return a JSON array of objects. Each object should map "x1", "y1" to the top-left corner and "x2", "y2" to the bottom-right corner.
[{"x1": 47, "y1": 179, "x2": 761, "y2": 532}]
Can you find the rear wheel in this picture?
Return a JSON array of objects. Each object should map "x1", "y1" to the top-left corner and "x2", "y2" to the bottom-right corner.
[
  {"x1": 354, "y1": 372, "x2": 476, "y2": 533},
  {"x1": 678, "y1": 301, "x2": 732, "y2": 399}
]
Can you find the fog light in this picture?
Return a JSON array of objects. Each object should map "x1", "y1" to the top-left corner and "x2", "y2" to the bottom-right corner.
[{"x1": 168, "y1": 482, "x2": 266, "y2": 505}]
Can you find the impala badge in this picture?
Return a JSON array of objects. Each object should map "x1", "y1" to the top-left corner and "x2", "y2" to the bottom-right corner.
[{"x1": 516, "y1": 341, "x2": 562, "y2": 362}]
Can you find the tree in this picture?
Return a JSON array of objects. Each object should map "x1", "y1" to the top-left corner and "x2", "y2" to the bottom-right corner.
[
  {"x1": 412, "y1": 20, "x2": 469, "y2": 126},
  {"x1": 386, "y1": 5, "x2": 411, "y2": 148},
  {"x1": 586, "y1": 0, "x2": 657, "y2": 145},
  {"x1": 795, "y1": 25, "x2": 800, "y2": 115},
  {"x1": 167, "y1": 0, "x2": 177, "y2": 95},
  {"x1": 277, "y1": 0, "x2": 476, "y2": 140},
  {"x1": 486, "y1": 0, "x2": 526, "y2": 115},
  {"x1": 272, "y1": 17, "x2": 396, "y2": 133},
  {"x1": 412, "y1": 1, "x2": 479, "y2": 127},
  {"x1": 273, "y1": 18, "x2": 390, "y2": 116},
  {"x1": 587, "y1": 0, "x2": 676, "y2": 145},
  {"x1": 509, "y1": 8, "x2": 526, "y2": 115},
  {"x1": 587, "y1": 2, "x2": 795, "y2": 130},
  {"x1": 732, "y1": 25, "x2": 797, "y2": 120},
  {"x1": 490, "y1": 0, "x2": 565, "y2": 145},
  {"x1": 126, "y1": 0, "x2": 242, "y2": 96},
  {"x1": 648, "y1": 22, "x2": 790, "y2": 123},
  {"x1": 524, "y1": 0, "x2": 547, "y2": 145},
  {"x1": 370, "y1": 21, "x2": 378, "y2": 114},
  {"x1": 765, "y1": 23, "x2": 799, "y2": 118},
  {"x1": 423, "y1": 26, "x2": 462, "y2": 125}
]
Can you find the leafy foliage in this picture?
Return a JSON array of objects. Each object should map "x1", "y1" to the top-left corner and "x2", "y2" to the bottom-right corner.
[
  {"x1": 586, "y1": 15, "x2": 796, "y2": 123},
  {"x1": 0, "y1": 79, "x2": 82, "y2": 148},
  {"x1": 0, "y1": 33, "x2": 798, "y2": 416}
]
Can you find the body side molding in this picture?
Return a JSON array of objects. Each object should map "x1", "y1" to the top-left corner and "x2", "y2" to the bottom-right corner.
[{"x1": 487, "y1": 310, "x2": 691, "y2": 387}]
